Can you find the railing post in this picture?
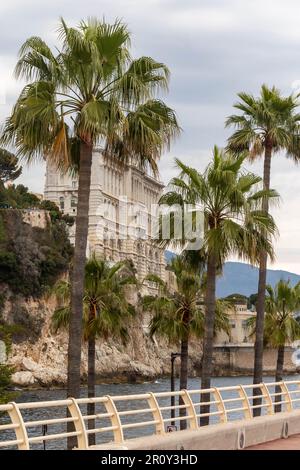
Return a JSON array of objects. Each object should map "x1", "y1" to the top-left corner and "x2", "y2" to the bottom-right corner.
[
  {"x1": 261, "y1": 383, "x2": 274, "y2": 415},
  {"x1": 281, "y1": 382, "x2": 293, "y2": 412},
  {"x1": 8, "y1": 402, "x2": 29, "y2": 450},
  {"x1": 182, "y1": 390, "x2": 198, "y2": 429},
  {"x1": 238, "y1": 386, "x2": 252, "y2": 419},
  {"x1": 213, "y1": 387, "x2": 227, "y2": 424},
  {"x1": 147, "y1": 393, "x2": 165, "y2": 435},
  {"x1": 67, "y1": 399, "x2": 88, "y2": 449},
  {"x1": 103, "y1": 396, "x2": 124, "y2": 443}
]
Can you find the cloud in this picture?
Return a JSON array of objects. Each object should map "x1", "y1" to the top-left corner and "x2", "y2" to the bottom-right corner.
[
  {"x1": 1, "y1": 0, "x2": 300, "y2": 272},
  {"x1": 168, "y1": 6, "x2": 236, "y2": 32}
]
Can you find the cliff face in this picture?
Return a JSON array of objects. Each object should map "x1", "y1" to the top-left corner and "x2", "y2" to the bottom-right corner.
[
  {"x1": 0, "y1": 209, "x2": 73, "y2": 298},
  {"x1": 4, "y1": 212, "x2": 297, "y2": 387},
  {"x1": 3, "y1": 292, "x2": 200, "y2": 387},
  {"x1": 0, "y1": 209, "x2": 200, "y2": 387},
  {"x1": 5, "y1": 292, "x2": 298, "y2": 386}
]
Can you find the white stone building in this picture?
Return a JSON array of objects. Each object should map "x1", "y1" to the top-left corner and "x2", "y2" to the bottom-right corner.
[
  {"x1": 44, "y1": 150, "x2": 166, "y2": 283},
  {"x1": 215, "y1": 301, "x2": 256, "y2": 346}
]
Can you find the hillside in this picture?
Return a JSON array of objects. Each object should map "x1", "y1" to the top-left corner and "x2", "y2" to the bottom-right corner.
[
  {"x1": 217, "y1": 262, "x2": 300, "y2": 298},
  {"x1": 165, "y1": 251, "x2": 300, "y2": 298}
]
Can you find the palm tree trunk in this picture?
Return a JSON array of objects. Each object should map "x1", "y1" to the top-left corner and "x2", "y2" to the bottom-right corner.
[
  {"x1": 87, "y1": 334, "x2": 96, "y2": 445},
  {"x1": 200, "y1": 252, "x2": 216, "y2": 426},
  {"x1": 253, "y1": 142, "x2": 272, "y2": 416},
  {"x1": 274, "y1": 345, "x2": 285, "y2": 413},
  {"x1": 66, "y1": 140, "x2": 92, "y2": 449},
  {"x1": 179, "y1": 338, "x2": 189, "y2": 430}
]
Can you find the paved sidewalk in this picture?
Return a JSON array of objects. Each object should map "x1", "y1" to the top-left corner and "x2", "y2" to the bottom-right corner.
[{"x1": 246, "y1": 434, "x2": 300, "y2": 450}]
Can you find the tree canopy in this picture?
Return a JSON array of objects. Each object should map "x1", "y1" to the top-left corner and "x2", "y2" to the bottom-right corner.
[
  {"x1": 0, "y1": 148, "x2": 22, "y2": 184},
  {"x1": 1, "y1": 18, "x2": 180, "y2": 176}
]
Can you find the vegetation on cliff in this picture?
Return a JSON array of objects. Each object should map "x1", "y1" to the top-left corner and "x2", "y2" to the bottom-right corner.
[
  {"x1": 0, "y1": 148, "x2": 21, "y2": 186},
  {"x1": 0, "y1": 209, "x2": 73, "y2": 297},
  {"x1": 0, "y1": 199, "x2": 73, "y2": 398},
  {"x1": 0, "y1": 320, "x2": 20, "y2": 404}
]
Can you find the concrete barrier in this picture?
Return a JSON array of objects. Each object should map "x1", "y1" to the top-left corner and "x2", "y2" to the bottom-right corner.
[{"x1": 90, "y1": 410, "x2": 300, "y2": 450}]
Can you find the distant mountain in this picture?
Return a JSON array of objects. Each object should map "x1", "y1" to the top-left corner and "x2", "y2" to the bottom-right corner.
[
  {"x1": 164, "y1": 251, "x2": 300, "y2": 298},
  {"x1": 216, "y1": 262, "x2": 300, "y2": 298}
]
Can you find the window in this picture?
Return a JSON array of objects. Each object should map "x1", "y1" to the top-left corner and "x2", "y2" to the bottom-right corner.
[
  {"x1": 71, "y1": 196, "x2": 77, "y2": 208},
  {"x1": 72, "y1": 181, "x2": 77, "y2": 188},
  {"x1": 242, "y1": 320, "x2": 249, "y2": 330},
  {"x1": 59, "y1": 196, "x2": 64, "y2": 210},
  {"x1": 229, "y1": 320, "x2": 236, "y2": 329}
]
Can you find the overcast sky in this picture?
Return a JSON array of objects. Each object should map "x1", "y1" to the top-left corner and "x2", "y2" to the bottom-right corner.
[{"x1": 1, "y1": 0, "x2": 300, "y2": 273}]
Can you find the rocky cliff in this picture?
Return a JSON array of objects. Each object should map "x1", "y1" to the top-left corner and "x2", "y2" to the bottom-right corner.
[
  {"x1": 0, "y1": 209, "x2": 201, "y2": 387},
  {"x1": 5, "y1": 291, "x2": 298, "y2": 387},
  {"x1": 3, "y1": 291, "x2": 200, "y2": 387}
]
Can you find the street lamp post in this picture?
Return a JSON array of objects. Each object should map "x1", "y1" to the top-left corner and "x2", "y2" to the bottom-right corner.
[{"x1": 170, "y1": 352, "x2": 181, "y2": 426}]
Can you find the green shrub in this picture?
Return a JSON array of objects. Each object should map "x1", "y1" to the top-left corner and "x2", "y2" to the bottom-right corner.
[
  {"x1": 0, "y1": 210, "x2": 73, "y2": 297},
  {"x1": 0, "y1": 324, "x2": 18, "y2": 404},
  {"x1": 0, "y1": 364, "x2": 15, "y2": 405}
]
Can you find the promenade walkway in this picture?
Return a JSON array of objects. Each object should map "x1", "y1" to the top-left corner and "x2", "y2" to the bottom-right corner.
[{"x1": 246, "y1": 434, "x2": 300, "y2": 450}]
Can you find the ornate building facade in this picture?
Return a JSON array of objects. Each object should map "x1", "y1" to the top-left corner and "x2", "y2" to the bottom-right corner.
[{"x1": 44, "y1": 150, "x2": 166, "y2": 283}]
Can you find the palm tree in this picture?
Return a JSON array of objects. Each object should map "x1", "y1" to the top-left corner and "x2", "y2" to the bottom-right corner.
[
  {"x1": 248, "y1": 280, "x2": 300, "y2": 413},
  {"x1": 159, "y1": 147, "x2": 278, "y2": 423},
  {"x1": 142, "y1": 255, "x2": 230, "y2": 429},
  {"x1": 52, "y1": 256, "x2": 136, "y2": 445},
  {"x1": 226, "y1": 85, "x2": 300, "y2": 408},
  {"x1": 1, "y1": 18, "x2": 180, "y2": 400}
]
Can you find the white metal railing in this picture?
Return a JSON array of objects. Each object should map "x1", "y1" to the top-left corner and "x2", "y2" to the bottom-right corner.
[{"x1": 0, "y1": 380, "x2": 300, "y2": 450}]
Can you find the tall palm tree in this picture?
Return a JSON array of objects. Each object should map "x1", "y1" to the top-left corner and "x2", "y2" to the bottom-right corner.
[
  {"x1": 142, "y1": 255, "x2": 230, "y2": 429},
  {"x1": 226, "y1": 85, "x2": 300, "y2": 409},
  {"x1": 1, "y1": 18, "x2": 179, "y2": 400},
  {"x1": 159, "y1": 147, "x2": 278, "y2": 423},
  {"x1": 52, "y1": 256, "x2": 136, "y2": 445},
  {"x1": 248, "y1": 280, "x2": 300, "y2": 413}
]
